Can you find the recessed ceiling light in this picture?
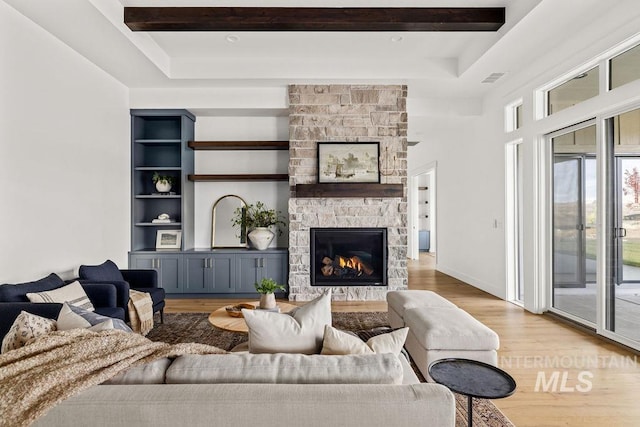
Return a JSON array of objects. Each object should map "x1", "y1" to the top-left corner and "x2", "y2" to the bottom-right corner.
[
  {"x1": 390, "y1": 36, "x2": 403, "y2": 42},
  {"x1": 226, "y1": 35, "x2": 239, "y2": 43}
]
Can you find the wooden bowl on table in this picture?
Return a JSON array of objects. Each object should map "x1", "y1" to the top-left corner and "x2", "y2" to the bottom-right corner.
[{"x1": 225, "y1": 303, "x2": 256, "y2": 318}]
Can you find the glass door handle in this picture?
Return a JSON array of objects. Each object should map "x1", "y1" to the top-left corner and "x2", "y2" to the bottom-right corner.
[{"x1": 615, "y1": 228, "x2": 627, "y2": 237}]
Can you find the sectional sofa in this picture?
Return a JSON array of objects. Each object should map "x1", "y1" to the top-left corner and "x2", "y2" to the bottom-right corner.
[{"x1": 33, "y1": 352, "x2": 456, "y2": 427}]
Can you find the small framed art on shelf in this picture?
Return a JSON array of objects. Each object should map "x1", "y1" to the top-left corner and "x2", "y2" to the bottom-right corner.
[{"x1": 156, "y1": 230, "x2": 182, "y2": 249}]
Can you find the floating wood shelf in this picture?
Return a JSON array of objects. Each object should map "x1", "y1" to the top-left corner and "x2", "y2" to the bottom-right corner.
[
  {"x1": 188, "y1": 141, "x2": 289, "y2": 150},
  {"x1": 295, "y1": 183, "x2": 403, "y2": 198},
  {"x1": 188, "y1": 174, "x2": 289, "y2": 182}
]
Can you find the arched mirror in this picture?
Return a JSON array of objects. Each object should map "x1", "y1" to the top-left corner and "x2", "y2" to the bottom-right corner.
[{"x1": 211, "y1": 195, "x2": 248, "y2": 248}]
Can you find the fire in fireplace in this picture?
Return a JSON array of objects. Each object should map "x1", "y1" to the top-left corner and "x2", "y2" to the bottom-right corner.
[{"x1": 310, "y1": 228, "x2": 387, "y2": 287}]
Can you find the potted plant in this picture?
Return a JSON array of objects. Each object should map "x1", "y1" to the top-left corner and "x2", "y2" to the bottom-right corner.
[
  {"x1": 255, "y1": 277, "x2": 286, "y2": 309},
  {"x1": 152, "y1": 172, "x2": 174, "y2": 193},
  {"x1": 232, "y1": 201, "x2": 286, "y2": 250}
]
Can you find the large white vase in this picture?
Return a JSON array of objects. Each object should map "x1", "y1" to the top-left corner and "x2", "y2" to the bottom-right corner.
[{"x1": 248, "y1": 227, "x2": 275, "y2": 250}]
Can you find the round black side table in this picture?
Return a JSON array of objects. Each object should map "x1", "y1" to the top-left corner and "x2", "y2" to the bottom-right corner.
[{"x1": 428, "y1": 358, "x2": 516, "y2": 427}]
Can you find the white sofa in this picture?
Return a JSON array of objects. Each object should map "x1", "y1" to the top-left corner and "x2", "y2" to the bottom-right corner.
[{"x1": 34, "y1": 352, "x2": 456, "y2": 427}]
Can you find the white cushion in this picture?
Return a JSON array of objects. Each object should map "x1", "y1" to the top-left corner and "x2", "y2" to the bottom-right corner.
[
  {"x1": 26, "y1": 280, "x2": 95, "y2": 312},
  {"x1": 1, "y1": 311, "x2": 57, "y2": 353},
  {"x1": 166, "y1": 352, "x2": 403, "y2": 385},
  {"x1": 321, "y1": 325, "x2": 409, "y2": 357},
  {"x1": 102, "y1": 358, "x2": 172, "y2": 385},
  {"x1": 386, "y1": 290, "x2": 456, "y2": 318},
  {"x1": 242, "y1": 290, "x2": 332, "y2": 354},
  {"x1": 404, "y1": 307, "x2": 499, "y2": 351},
  {"x1": 56, "y1": 303, "x2": 131, "y2": 332}
]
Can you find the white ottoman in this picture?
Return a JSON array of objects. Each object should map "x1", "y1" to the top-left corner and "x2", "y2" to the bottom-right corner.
[
  {"x1": 386, "y1": 290, "x2": 457, "y2": 329},
  {"x1": 403, "y1": 307, "x2": 500, "y2": 380}
]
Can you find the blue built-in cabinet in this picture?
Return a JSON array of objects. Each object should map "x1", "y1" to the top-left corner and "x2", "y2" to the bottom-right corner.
[{"x1": 128, "y1": 109, "x2": 288, "y2": 296}]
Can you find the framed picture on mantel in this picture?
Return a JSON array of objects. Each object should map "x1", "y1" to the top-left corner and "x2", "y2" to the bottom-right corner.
[{"x1": 317, "y1": 142, "x2": 380, "y2": 184}]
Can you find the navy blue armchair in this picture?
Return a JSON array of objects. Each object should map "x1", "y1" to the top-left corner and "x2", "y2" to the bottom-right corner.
[
  {"x1": 78, "y1": 260, "x2": 165, "y2": 323},
  {"x1": 0, "y1": 273, "x2": 123, "y2": 338}
]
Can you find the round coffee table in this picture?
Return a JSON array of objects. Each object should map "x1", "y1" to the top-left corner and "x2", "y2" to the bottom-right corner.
[
  {"x1": 208, "y1": 301, "x2": 298, "y2": 333},
  {"x1": 428, "y1": 358, "x2": 516, "y2": 427}
]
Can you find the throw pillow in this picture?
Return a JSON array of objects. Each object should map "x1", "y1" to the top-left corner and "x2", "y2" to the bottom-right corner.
[
  {"x1": 78, "y1": 259, "x2": 125, "y2": 282},
  {"x1": 57, "y1": 303, "x2": 132, "y2": 332},
  {"x1": 1, "y1": 311, "x2": 57, "y2": 353},
  {"x1": 242, "y1": 290, "x2": 332, "y2": 354},
  {"x1": 321, "y1": 325, "x2": 409, "y2": 357},
  {"x1": 26, "y1": 280, "x2": 95, "y2": 311}
]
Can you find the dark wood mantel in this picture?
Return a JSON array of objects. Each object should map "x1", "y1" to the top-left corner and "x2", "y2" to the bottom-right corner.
[
  {"x1": 124, "y1": 7, "x2": 505, "y2": 32},
  {"x1": 295, "y1": 183, "x2": 403, "y2": 198}
]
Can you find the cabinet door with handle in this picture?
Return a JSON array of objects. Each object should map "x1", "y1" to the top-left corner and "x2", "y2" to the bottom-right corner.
[
  {"x1": 183, "y1": 255, "x2": 211, "y2": 293},
  {"x1": 211, "y1": 254, "x2": 235, "y2": 293},
  {"x1": 129, "y1": 253, "x2": 183, "y2": 294}
]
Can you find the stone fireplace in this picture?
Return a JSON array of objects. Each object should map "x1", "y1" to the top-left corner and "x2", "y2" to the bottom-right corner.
[{"x1": 287, "y1": 84, "x2": 408, "y2": 301}]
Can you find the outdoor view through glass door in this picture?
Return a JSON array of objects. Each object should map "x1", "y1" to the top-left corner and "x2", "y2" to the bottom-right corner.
[
  {"x1": 609, "y1": 107, "x2": 640, "y2": 343},
  {"x1": 551, "y1": 108, "x2": 640, "y2": 346},
  {"x1": 552, "y1": 124, "x2": 597, "y2": 324}
]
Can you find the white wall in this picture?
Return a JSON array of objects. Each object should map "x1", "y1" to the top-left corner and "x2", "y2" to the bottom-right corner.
[
  {"x1": 0, "y1": 3, "x2": 129, "y2": 283},
  {"x1": 193, "y1": 116, "x2": 290, "y2": 248},
  {"x1": 408, "y1": 115, "x2": 507, "y2": 298}
]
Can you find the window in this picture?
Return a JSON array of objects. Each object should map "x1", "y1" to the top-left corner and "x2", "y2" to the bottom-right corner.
[
  {"x1": 547, "y1": 67, "x2": 599, "y2": 115},
  {"x1": 610, "y1": 44, "x2": 640, "y2": 90},
  {"x1": 505, "y1": 99, "x2": 523, "y2": 132}
]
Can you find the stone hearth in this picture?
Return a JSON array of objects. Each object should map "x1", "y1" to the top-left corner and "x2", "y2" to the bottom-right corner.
[{"x1": 287, "y1": 84, "x2": 408, "y2": 301}]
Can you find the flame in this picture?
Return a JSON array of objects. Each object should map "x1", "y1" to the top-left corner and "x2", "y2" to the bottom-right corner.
[{"x1": 338, "y1": 256, "x2": 364, "y2": 272}]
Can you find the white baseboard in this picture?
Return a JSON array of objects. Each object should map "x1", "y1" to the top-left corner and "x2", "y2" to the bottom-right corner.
[{"x1": 435, "y1": 264, "x2": 506, "y2": 300}]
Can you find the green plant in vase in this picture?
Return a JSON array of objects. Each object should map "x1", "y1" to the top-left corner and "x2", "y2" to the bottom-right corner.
[
  {"x1": 232, "y1": 201, "x2": 286, "y2": 250},
  {"x1": 152, "y1": 172, "x2": 175, "y2": 193},
  {"x1": 255, "y1": 278, "x2": 286, "y2": 309}
]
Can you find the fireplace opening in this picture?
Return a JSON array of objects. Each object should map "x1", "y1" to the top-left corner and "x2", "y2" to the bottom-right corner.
[{"x1": 310, "y1": 228, "x2": 387, "y2": 286}]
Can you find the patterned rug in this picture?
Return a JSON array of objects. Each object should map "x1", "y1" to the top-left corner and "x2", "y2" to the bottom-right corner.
[{"x1": 147, "y1": 312, "x2": 514, "y2": 427}]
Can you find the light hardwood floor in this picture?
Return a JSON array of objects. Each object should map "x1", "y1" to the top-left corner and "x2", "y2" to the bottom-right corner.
[{"x1": 165, "y1": 254, "x2": 640, "y2": 426}]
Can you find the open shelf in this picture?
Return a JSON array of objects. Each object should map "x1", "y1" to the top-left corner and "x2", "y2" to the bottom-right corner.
[
  {"x1": 188, "y1": 141, "x2": 289, "y2": 150},
  {"x1": 295, "y1": 183, "x2": 403, "y2": 198},
  {"x1": 135, "y1": 139, "x2": 181, "y2": 145},
  {"x1": 135, "y1": 222, "x2": 182, "y2": 226},
  {"x1": 188, "y1": 174, "x2": 288, "y2": 182}
]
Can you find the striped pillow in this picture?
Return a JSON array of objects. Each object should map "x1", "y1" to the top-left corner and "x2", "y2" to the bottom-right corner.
[{"x1": 26, "y1": 280, "x2": 95, "y2": 312}]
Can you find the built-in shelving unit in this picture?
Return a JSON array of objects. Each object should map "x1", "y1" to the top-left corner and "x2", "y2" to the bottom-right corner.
[
  {"x1": 130, "y1": 119, "x2": 289, "y2": 295},
  {"x1": 130, "y1": 109, "x2": 195, "y2": 252}
]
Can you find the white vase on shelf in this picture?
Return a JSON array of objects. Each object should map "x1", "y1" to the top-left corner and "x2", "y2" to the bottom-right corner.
[
  {"x1": 155, "y1": 181, "x2": 172, "y2": 193},
  {"x1": 248, "y1": 227, "x2": 275, "y2": 250}
]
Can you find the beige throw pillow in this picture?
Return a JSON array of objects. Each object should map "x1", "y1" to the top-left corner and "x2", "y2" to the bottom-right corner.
[
  {"x1": 242, "y1": 290, "x2": 332, "y2": 354},
  {"x1": 26, "y1": 280, "x2": 95, "y2": 311},
  {"x1": 1, "y1": 311, "x2": 57, "y2": 353},
  {"x1": 321, "y1": 325, "x2": 409, "y2": 357}
]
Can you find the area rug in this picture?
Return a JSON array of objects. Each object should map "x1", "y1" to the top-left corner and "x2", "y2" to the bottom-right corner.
[{"x1": 147, "y1": 312, "x2": 514, "y2": 427}]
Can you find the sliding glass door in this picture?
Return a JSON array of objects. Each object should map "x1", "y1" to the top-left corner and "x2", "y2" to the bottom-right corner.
[
  {"x1": 608, "y1": 108, "x2": 640, "y2": 343},
  {"x1": 549, "y1": 108, "x2": 640, "y2": 348},
  {"x1": 551, "y1": 124, "x2": 597, "y2": 324}
]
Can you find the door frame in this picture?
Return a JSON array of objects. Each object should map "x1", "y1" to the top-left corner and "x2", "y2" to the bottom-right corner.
[{"x1": 409, "y1": 162, "x2": 436, "y2": 260}]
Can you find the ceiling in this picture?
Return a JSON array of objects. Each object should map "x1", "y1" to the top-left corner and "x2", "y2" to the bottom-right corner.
[{"x1": 4, "y1": 0, "x2": 640, "y2": 104}]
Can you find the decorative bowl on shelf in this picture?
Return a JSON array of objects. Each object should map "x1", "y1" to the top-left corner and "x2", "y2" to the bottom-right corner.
[{"x1": 225, "y1": 303, "x2": 256, "y2": 318}]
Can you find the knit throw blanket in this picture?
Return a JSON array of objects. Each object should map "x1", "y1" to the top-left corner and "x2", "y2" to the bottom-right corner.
[
  {"x1": 128, "y1": 289, "x2": 154, "y2": 335},
  {"x1": 0, "y1": 329, "x2": 227, "y2": 427}
]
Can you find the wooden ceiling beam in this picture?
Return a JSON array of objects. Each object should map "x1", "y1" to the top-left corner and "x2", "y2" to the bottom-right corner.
[{"x1": 124, "y1": 7, "x2": 505, "y2": 32}]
